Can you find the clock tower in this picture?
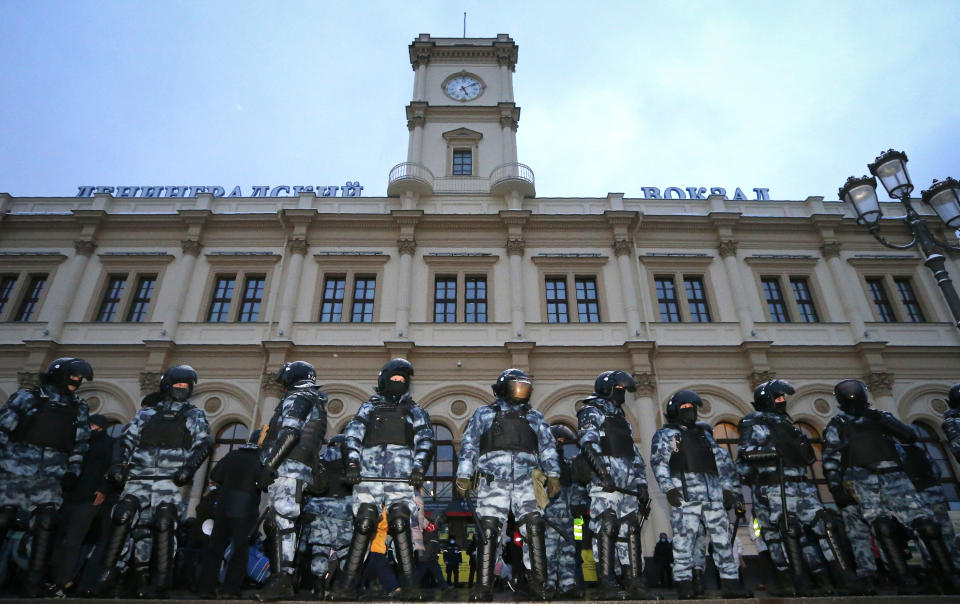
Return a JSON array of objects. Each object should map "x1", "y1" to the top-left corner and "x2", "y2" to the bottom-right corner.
[{"x1": 387, "y1": 33, "x2": 535, "y2": 207}]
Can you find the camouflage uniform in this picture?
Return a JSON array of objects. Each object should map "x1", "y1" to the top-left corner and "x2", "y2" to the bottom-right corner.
[
  {"x1": 543, "y1": 452, "x2": 579, "y2": 594},
  {"x1": 943, "y1": 408, "x2": 960, "y2": 463},
  {"x1": 651, "y1": 422, "x2": 740, "y2": 583},
  {"x1": 302, "y1": 443, "x2": 354, "y2": 579},
  {"x1": 839, "y1": 505, "x2": 876, "y2": 577},
  {"x1": 899, "y1": 441, "x2": 960, "y2": 568}
]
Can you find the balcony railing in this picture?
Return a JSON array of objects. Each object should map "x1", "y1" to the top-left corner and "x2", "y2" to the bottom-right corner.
[
  {"x1": 387, "y1": 162, "x2": 435, "y2": 197},
  {"x1": 489, "y1": 162, "x2": 536, "y2": 197}
]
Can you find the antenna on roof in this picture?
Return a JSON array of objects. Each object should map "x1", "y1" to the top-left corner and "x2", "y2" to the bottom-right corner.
[{"x1": 463, "y1": 12, "x2": 466, "y2": 37}]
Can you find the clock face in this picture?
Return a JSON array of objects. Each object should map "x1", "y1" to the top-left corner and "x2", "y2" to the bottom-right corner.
[{"x1": 444, "y1": 75, "x2": 483, "y2": 101}]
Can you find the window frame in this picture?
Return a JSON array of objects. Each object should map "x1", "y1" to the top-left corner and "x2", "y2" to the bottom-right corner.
[
  {"x1": 203, "y1": 422, "x2": 250, "y2": 484},
  {"x1": 640, "y1": 255, "x2": 719, "y2": 323},
  {"x1": 87, "y1": 252, "x2": 173, "y2": 324},
  {"x1": 451, "y1": 149, "x2": 473, "y2": 176},
  {"x1": 312, "y1": 253, "x2": 390, "y2": 324},
  {"x1": 0, "y1": 253, "x2": 66, "y2": 323},
  {"x1": 442, "y1": 128, "x2": 483, "y2": 178},
  {"x1": 199, "y1": 253, "x2": 280, "y2": 323},
  {"x1": 423, "y1": 254, "x2": 497, "y2": 324},
  {"x1": 745, "y1": 256, "x2": 825, "y2": 323},
  {"x1": 846, "y1": 256, "x2": 938, "y2": 324},
  {"x1": 531, "y1": 255, "x2": 609, "y2": 323},
  {"x1": 350, "y1": 275, "x2": 377, "y2": 323}
]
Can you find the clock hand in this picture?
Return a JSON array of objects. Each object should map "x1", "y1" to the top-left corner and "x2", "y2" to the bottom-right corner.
[{"x1": 461, "y1": 86, "x2": 468, "y2": 95}]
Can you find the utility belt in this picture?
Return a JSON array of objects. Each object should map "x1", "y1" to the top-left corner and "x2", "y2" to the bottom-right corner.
[{"x1": 755, "y1": 472, "x2": 807, "y2": 487}]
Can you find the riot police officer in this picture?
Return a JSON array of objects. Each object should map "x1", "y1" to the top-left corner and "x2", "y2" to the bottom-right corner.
[
  {"x1": 301, "y1": 434, "x2": 355, "y2": 598},
  {"x1": 254, "y1": 360, "x2": 327, "y2": 601},
  {"x1": 737, "y1": 380, "x2": 864, "y2": 596},
  {"x1": 545, "y1": 424, "x2": 581, "y2": 599},
  {"x1": 823, "y1": 379, "x2": 960, "y2": 594},
  {"x1": 650, "y1": 390, "x2": 750, "y2": 600},
  {"x1": 943, "y1": 383, "x2": 960, "y2": 462},
  {"x1": 96, "y1": 364, "x2": 212, "y2": 597},
  {"x1": 899, "y1": 440, "x2": 960, "y2": 570},
  {"x1": 0, "y1": 357, "x2": 93, "y2": 596},
  {"x1": 576, "y1": 370, "x2": 649, "y2": 600},
  {"x1": 456, "y1": 368, "x2": 560, "y2": 602},
  {"x1": 330, "y1": 358, "x2": 434, "y2": 600}
]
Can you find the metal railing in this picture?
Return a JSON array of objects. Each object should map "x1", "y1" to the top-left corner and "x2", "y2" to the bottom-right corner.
[
  {"x1": 388, "y1": 162, "x2": 435, "y2": 191},
  {"x1": 489, "y1": 162, "x2": 535, "y2": 187}
]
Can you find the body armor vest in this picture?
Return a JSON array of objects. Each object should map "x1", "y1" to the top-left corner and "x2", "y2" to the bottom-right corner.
[
  {"x1": 558, "y1": 458, "x2": 573, "y2": 488},
  {"x1": 479, "y1": 406, "x2": 538, "y2": 455},
  {"x1": 767, "y1": 419, "x2": 813, "y2": 467},
  {"x1": 900, "y1": 446, "x2": 937, "y2": 491},
  {"x1": 139, "y1": 405, "x2": 192, "y2": 449},
  {"x1": 844, "y1": 419, "x2": 901, "y2": 468},
  {"x1": 9, "y1": 392, "x2": 77, "y2": 452},
  {"x1": 668, "y1": 425, "x2": 719, "y2": 475},
  {"x1": 322, "y1": 457, "x2": 353, "y2": 499},
  {"x1": 287, "y1": 418, "x2": 324, "y2": 465},
  {"x1": 362, "y1": 403, "x2": 415, "y2": 448},
  {"x1": 599, "y1": 414, "x2": 634, "y2": 458}
]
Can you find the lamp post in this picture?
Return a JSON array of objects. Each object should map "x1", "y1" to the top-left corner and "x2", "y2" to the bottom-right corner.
[{"x1": 839, "y1": 149, "x2": 960, "y2": 329}]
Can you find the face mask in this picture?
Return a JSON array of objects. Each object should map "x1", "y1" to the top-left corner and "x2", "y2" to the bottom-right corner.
[
  {"x1": 773, "y1": 401, "x2": 787, "y2": 414},
  {"x1": 383, "y1": 380, "x2": 408, "y2": 399},
  {"x1": 678, "y1": 406, "x2": 697, "y2": 425},
  {"x1": 610, "y1": 388, "x2": 626, "y2": 406},
  {"x1": 169, "y1": 387, "x2": 191, "y2": 402}
]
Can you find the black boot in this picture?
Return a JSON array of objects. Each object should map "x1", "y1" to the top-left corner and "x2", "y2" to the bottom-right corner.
[
  {"x1": 914, "y1": 517, "x2": 960, "y2": 594},
  {"x1": 255, "y1": 510, "x2": 296, "y2": 602},
  {"x1": 255, "y1": 573, "x2": 294, "y2": 602},
  {"x1": 387, "y1": 503, "x2": 423, "y2": 601},
  {"x1": 828, "y1": 560, "x2": 869, "y2": 595},
  {"x1": 691, "y1": 568, "x2": 704, "y2": 596},
  {"x1": 469, "y1": 517, "x2": 500, "y2": 602},
  {"x1": 767, "y1": 567, "x2": 795, "y2": 597},
  {"x1": 873, "y1": 517, "x2": 922, "y2": 595},
  {"x1": 720, "y1": 578, "x2": 752, "y2": 598},
  {"x1": 95, "y1": 495, "x2": 138, "y2": 597},
  {"x1": 809, "y1": 567, "x2": 834, "y2": 596},
  {"x1": 520, "y1": 513, "x2": 552, "y2": 601},
  {"x1": 23, "y1": 503, "x2": 58, "y2": 597},
  {"x1": 821, "y1": 511, "x2": 869, "y2": 595},
  {"x1": 595, "y1": 510, "x2": 629, "y2": 600},
  {"x1": 328, "y1": 503, "x2": 379, "y2": 601},
  {"x1": 133, "y1": 567, "x2": 155, "y2": 599},
  {"x1": 149, "y1": 503, "x2": 176, "y2": 597},
  {"x1": 675, "y1": 579, "x2": 695, "y2": 600},
  {"x1": 623, "y1": 515, "x2": 648, "y2": 599}
]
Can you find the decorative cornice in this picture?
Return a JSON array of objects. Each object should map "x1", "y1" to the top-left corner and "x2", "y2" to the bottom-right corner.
[
  {"x1": 73, "y1": 240, "x2": 97, "y2": 255},
  {"x1": 632, "y1": 372, "x2": 656, "y2": 396},
  {"x1": 820, "y1": 241, "x2": 842, "y2": 259},
  {"x1": 498, "y1": 103, "x2": 520, "y2": 131},
  {"x1": 862, "y1": 371, "x2": 894, "y2": 397},
  {"x1": 260, "y1": 372, "x2": 285, "y2": 399},
  {"x1": 407, "y1": 115, "x2": 425, "y2": 130},
  {"x1": 397, "y1": 239, "x2": 417, "y2": 255},
  {"x1": 180, "y1": 239, "x2": 202, "y2": 256},
  {"x1": 613, "y1": 239, "x2": 633, "y2": 256},
  {"x1": 717, "y1": 239, "x2": 739, "y2": 258},
  {"x1": 747, "y1": 370, "x2": 776, "y2": 389},
  {"x1": 287, "y1": 238, "x2": 308, "y2": 254},
  {"x1": 17, "y1": 371, "x2": 39, "y2": 389},
  {"x1": 505, "y1": 238, "x2": 526, "y2": 256},
  {"x1": 139, "y1": 371, "x2": 161, "y2": 396}
]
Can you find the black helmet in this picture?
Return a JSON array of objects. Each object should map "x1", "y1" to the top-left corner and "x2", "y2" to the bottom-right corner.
[
  {"x1": 665, "y1": 390, "x2": 702, "y2": 422},
  {"x1": 834, "y1": 379, "x2": 869, "y2": 415},
  {"x1": 159, "y1": 365, "x2": 198, "y2": 402},
  {"x1": 377, "y1": 358, "x2": 414, "y2": 401},
  {"x1": 275, "y1": 361, "x2": 317, "y2": 389},
  {"x1": 753, "y1": 379, "x2": 795, "y2": 412},
  {"x1": 42, "y1": 357, "x2": 93, "y2": 391},
  {"x1": 492, "y1": 368, "x2": 533, "y2": 405},
  {"x1": 594, "y1": 370, "x2": 636, "y2": 405},
  {"x1": 949, "y1": 383, "x2": 960, "y2": 411},
  {"x1": 549, "y1": 424, "x2": 577, "y2": 445}
]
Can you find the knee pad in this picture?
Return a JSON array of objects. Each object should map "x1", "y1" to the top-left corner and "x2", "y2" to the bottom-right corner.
[
  {"x1": 479, "y1": 516, "x2": 501, "y2": 539},
  {"x1": 912, "y1": 517, "x2": 939, "y2": 540},
  {"x1": 599, "y1": 509, "x2": 619, "y2": 537},
  {"x1": 153, "y1": 502, "x2": 178, "y2": 533},
  {"x1": 520, "y1": 512, "x2": 545, "y2": 536},
  {"x1": 621, "y1": 513, "x2": 639, "y2": 530},
  {"x1": 32, "y1": 503, "x2": 58, "y2": 531},
  {"x1": 112, "y1": 495, "x2": 140, "y2": 526},
  {"x1": 387, "y1": 503, "x2": 410, "y2": 536},
  {"x1": 0, "y1": 504, "x2": 19, "y2": 531},
  {"x1": 353, "y1": 503, "x2": 380, "y2": 536},
  {"x1": 872, "y1": 516, "x2": 898, "y2": 537},
  {"x1": 815, "y1": 508, "x2": 842, "y2": 532}
]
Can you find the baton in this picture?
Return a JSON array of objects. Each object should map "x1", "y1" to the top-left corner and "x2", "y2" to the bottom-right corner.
[
  {"x1": 462, "y1": 491, "x2": 488, "y2": 546},
  {"x1": 729, "y1": 500, "x2": 746, "y2": 547},
  {"x1": 359, "y1": 475, "x2": 412, "y2": 483},
  {"x1": 127, "y1": 474, "x2": 175, "y2": 481},
  {"x1": 637, "y1": 498, "x2": 652, "y2": 533}
]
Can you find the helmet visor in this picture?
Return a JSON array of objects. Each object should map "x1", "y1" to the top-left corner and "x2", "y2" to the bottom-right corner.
[{"x1": 508, "y1": 379, "x2": 533, "y2": 403}]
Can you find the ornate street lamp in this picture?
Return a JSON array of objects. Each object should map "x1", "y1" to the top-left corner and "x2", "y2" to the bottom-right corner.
[{"x1": 839, "y1": 149, "x2": 960, "y2": 328}]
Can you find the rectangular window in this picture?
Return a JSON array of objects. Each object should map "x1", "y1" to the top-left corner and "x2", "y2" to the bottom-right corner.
[
  {"x1": 434, "y1": 276, "x2": 457, "y2": 323},
  {"x1": 452, "y1": 149, "x2": 472, "y2": 176},
  {"x1": 866, "y1": 278, "x2": 895, "y2": 322},
  {"x1": 790, "y1": 277, "x2": 819, "y2": 323},
  {"x1": 761, "y1": 277, "x2": 790, "y2": 322},
  {"x1": 684, "y1": 276, "x2": 712, "y2": 322},
  {"x1": 126, "y1": 275, "x2": 156, "y2": 322},
  {"x1": 655, "y1": 276, "x2": 681, "y2": 322},
  {"x1": 0, "y1": 275, "x2": 18, "y2": 317},
  {"x1": 207, "y1": 275, "x2": 235, "y2": 322},
  {"x1": 320, "y1": 276, "x2": 346, "y2": 322},
  {"x1": 95, "y1": 275, "x2": 127, "y2": 322},
  {"x1": 895, "y1": 278, "x2": 926, "y2": 322},
  {"x1": 15, "y1": 274, "x2": 46, "y2": 321},
  {"x1": 545, "y1": 277, "x2": 569, "y2": 323},
  {"x1": 351, "y1": 276, "x2": 376, "y2": 323},
  {"x1": 575, "y1": 277, "x2": 600, "y2": 322},
  {"x1": 237, "y1": 275, "x2": 265, "y2": 322},
  {"x1": 465, "y1": 275, "x2": 487, "y2": 323}
]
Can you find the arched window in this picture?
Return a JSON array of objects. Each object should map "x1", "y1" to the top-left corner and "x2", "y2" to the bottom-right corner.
[
  {"x1": 425, "y1": 423, "x2": 455, "y2": 502},
  {"x1": 795, "y1": 422, "x2": 831, "y2": 503},
  {"x1": 913, "y1": 421, "x2": 960, "y2": 509},
  {"x1": 205, "y1": 422, "x2": 249, "y2": 482},
  {"x1": 713, "y1": 421, "x2": 753, "y2": 515}
]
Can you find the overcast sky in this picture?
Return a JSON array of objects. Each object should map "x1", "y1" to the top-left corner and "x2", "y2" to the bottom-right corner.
[{"x1": 1, "y1": 1, "x2": 958, "y2": 202}]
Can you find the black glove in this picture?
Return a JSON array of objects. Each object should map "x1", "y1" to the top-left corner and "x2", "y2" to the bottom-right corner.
[
  {"x1": 829, "y1": 483, "x2": 855, "y2": 508},
  {"x1": 172, "y1": 467, "x2": 193, "y2": 487},
  {"x1": 105, "y1": 463, "x2": 127, "y2": 486},
  {"x1": 311, "y1": 470, "x2": 329, "y2": 495},
  {"x1": 722, "y1": 490, "x2": 741, "y2": 511},
  {"x1": 636, "y1": 484, "x2": 650, "y2": 508},
  {"x1": 666, "y1": 488, "x2": 684, "y2": 508},
  {"x1": 255, "y1": 465, "x2": 277, "y2": 490},
  {"x1": 755, "y1": 490, "x2": 770, "y2": 508},
  {"x1": 409, "y1": 466, "x2": 426, "y2": 489},
  {"x1": 343, "y1": 461, "x2": 362, "y2": 485},
  {"x1": 60, "y1": 472, "x2": 79, "y2": 492}
]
